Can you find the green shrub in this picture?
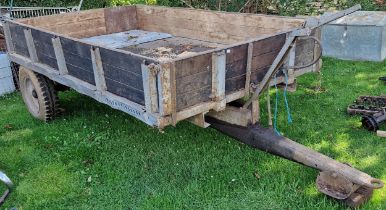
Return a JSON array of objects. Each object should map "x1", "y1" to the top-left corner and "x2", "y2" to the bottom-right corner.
[{"x1": 0, "y1": 0, "x2": 385, "y2": 14}]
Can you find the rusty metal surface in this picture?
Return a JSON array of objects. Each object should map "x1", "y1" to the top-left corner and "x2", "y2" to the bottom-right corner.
[{"x1": 316, "y1": 171, "x2": 355, "y2": 200}]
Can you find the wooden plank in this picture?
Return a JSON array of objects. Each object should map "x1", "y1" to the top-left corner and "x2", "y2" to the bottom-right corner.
[
  {"x1": 104, "y1": 6, "x2": 138, "y2": 34},
  {"x1": 207, "y1": 106, "x2": 252, "y2": 127},
  {"x1": 226, "y1": 74, "x2": 246, "y2": 93},
  {"x1": 250, "y1": 66, "x2": 271, "y2": 84},
  {"x1": 91, "y1": 47, "x2": 107, "y2": 91},
  {"x1": 252, "y1": 33, "x2": 286, "y2": 56},
  {"x1": 66, "y1": 63, "x2": 95, "y2": 85},
  {"x1": 187, "y1": 113, "x2": 210, "y2": 128},
  {"x1": 136, "y1": 6, "x2": 304, "y2": 32},
  {"x1": 176, "y1": 101, "x2": 216, "y2": 123},
  {"x1": 99, "y1": 47, "x2": 144, "y2": 76},
  {"x1": 44, "y1": 18, "x2": 106, "y2": 38},
  {"x1": 251, "y1": 49, "x2": 281, "y2": 72},
  {"x1": 63, "y1": 52, "x2": 93, "y2": 74},
  {"x1": 138, "y1": 15, "x2": 280, "y2": 42},
  {"x1": 138, "y1": 23, "x2": 244, "y2": 44},
  {"x1": 170, "y1": 63, "x2": 177, "y2": 125},
  {"x1": 35, "y1": 52, "x2": 58, "y2": 70},
  {"x1": 31, "y1": 29, "x2": 56, "y2": 56},
  {"x1": 176, "y1": 70, "x2": 211, "y2": 95},
  {"x1": 158, "y1": 63, "x2": 173, "y2": 116},
  {"x1": 19, "y1": 8, "x2": 105, "y2": 28},
  {"x1": 211, "y1": 50, "x2": 226, "y2": 111},
  {"x1": 174, "y1": 53, "x2": 213, "y2": 111},
  {"x1": 105, "y1": 78, "x2": 145, "y2": 105},
  {"x1": 141, "y1": 63, "x2": 159, "y2": 113},
  {"x1": 24, "y1": 29, "x2": 38, "y2": 62},
  {"x1": 313, "y1": 28, "x2": 322, "y2": 72},
  {"x1": 9, "y1": 23, "x2": 29, "y2": 57},
  {"x1": 245, "y1": 42, "x2": 253, "y2": 95},
  {"x1": 175, "y1": 53, "x2": 212, "y2": 78},
  {"x1": 67, "y1": 26, "x2": 107, "y2": 39},
  {"x1": 102, "y1": 63, "x2": 143, "y2": 91},
  {"x1": 177, "y1": 87, "x2": 212, "y2": 111},
  {"x1": 225, "y1": 59, "x2": 248, "y2": 79},
  {"x1": 252, "y1": 99, "x2": 260, "y2": 124},
  {"x1": 226, "y1": 44, "x2": 248, "y2": 64},
  {"x1": 226, "y1": 90, "x2": 245, "y2": 103},
  {"x1": 267, "y1": 89, "x2": 272, "y2": 127},
  {"x1": 3, "y1": 22, "x2": 15, "y2": 53},
  {"x1": 60, "y1": 37, "x2": 92, "y2": 59},
  {"x1": 52, "y1": 37, "x2": 68, "y2": 75}
]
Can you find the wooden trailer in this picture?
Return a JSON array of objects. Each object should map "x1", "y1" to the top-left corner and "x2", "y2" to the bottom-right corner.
[
  {"x1": 3, "y1": 5, "x2": 321, "y2": 128},
  {"x1": 3, "y1": 5, "x2": 384, "y2": 207}
]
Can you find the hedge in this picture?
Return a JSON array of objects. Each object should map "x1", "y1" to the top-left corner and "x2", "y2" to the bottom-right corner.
[{"x1": 0, "y1": 0, "x2": 385, "y2": 15}]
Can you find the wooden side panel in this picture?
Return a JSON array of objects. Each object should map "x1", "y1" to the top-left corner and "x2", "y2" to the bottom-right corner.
[
  {"x1": 250, "y1": 33, "x2": 286, "y2": 84},
  {"x1": 137, "y1": 6, "x2": 304, "y2": 44},
  {"x1": 60, "y1": 37, "x2": 95, "y2": 84},
  {"x1": 294, "y1": 29, "x2": 319, "y2": 69},
  {"x1": 8, "y1": 23, "x2": 29, "y2": 57},
  {"x1": 225, "y1": 44, "x2": 248, "y2": 93},
  {"x1": 18, "y1": 8, "x2": 107, "y2": 38},
  {"x1": 104, "y1": 6, "x2": 138, "y2": 34},
  {"x1": 175, "y1": 54, "x2": 212, "y2": 111},
  {"x1": 30, "y1": 29, "x2": 58, "y2": 70},
  {"x1": 98, "y1": 48, "x2": 147, "y2": 105}
]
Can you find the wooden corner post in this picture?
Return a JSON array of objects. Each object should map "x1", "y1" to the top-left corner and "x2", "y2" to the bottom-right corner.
[
  {"x1": 23, "y1": 28, "x2": 38, "y2": 62},
  {"x1": 91, "y1": 47, "x2": 107, "y2": 92},
  {"x1": 212, "y1": 50, "x2": 226, "y2": 112},
  {"x1": 52, "y1": 37, "x2": 68, "y2": 75},
  {"x1": 142, "y1": 62, "x2": 159, "y2": 114},
  {"x1": 2, "y1": 21, "x2": 15, "y2": 53},
  {"x1": 158, "y1": 63, "x2": 173, "y2": 117}
]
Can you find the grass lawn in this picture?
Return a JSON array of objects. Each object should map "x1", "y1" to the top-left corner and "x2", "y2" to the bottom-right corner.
[{"x1": 0, "y1": 57, "x2": 385, "y2": 209}]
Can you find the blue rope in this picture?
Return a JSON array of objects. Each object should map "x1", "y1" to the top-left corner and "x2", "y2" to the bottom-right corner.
[
  {"x1": 283, "y1": 70, "x2": 293, "y2": 124},
  {"x1": 273, "y1": 74, "x2": 281, "y2": 136}
]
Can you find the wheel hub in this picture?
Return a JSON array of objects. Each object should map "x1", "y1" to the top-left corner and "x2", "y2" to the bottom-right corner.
[{"x1": 32, "y1": 89, "x2": 38, "y2": 99}]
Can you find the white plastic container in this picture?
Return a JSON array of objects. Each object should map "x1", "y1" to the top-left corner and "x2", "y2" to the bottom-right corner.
[{"x1": 0, "y1": 53, "x2": 15, "y2": 96}]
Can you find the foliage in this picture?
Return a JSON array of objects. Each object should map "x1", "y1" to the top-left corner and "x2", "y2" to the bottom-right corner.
[
  {"x1": 108, "y1": 0, "x2": 156, "y2": 6},
  {"x1": 0, "y1": 0, "x2": 385, "y2": 14}
]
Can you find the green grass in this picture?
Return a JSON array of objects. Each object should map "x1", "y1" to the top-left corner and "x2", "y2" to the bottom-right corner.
[{"x1": 0, "y1": 57, "x2": 385, "y2": 209}]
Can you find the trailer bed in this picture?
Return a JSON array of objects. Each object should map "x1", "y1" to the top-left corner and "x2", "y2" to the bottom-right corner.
[{"x1": 3, "y1": 5, "x2": 321, "y2": 128}]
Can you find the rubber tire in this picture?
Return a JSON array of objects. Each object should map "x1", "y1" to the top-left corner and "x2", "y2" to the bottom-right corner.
[{"x1": 19, "y1": 67, "x2": 57, "y2": 122}]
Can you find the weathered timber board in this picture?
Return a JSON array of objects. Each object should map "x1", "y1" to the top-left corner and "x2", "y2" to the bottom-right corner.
[
  {"x1": 28, "y1": 27, "x2": 59, "y2": 69},
  {"x1": 82, "y1": 30, "x2": 173, "y2": 49},
  {"x1": 105, "y1": 78, "x2": 145, "y2": 105},
  {"x1": 121, "y1": 36, "x2": 223, "y2": 62},
  {"x1": 136, "y1": 6, "x2": 303, "y2": 43},
  {"x1": 225, "y1": 44, "x2": 248, "y2": 93},
  {"x1": 8, "y1": 23, "x2": 29, "y2": 57},
  {"x1": 18, "y1": 8, "x2": 107, "y2": 38},
  {"x1": 226, "y1": 74, "x2": 247, "y2": 93},
  {"x1": 104, "y1": 6, "x2": 138, "y2": 34},
  {"x1": 176, "y1": 87, "x2": 212, "y2": 111},
  {"x1": 175, "y1": 53, "x2": 212, "y2": 110},
  {"x1": 250, "y1": 33, "x2": 286, "y2": 83}
]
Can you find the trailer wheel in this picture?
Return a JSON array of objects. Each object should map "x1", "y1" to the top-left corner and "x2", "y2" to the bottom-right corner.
[{"x1": 19, "y1": 67, "x2": 58, "y2": 122}]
